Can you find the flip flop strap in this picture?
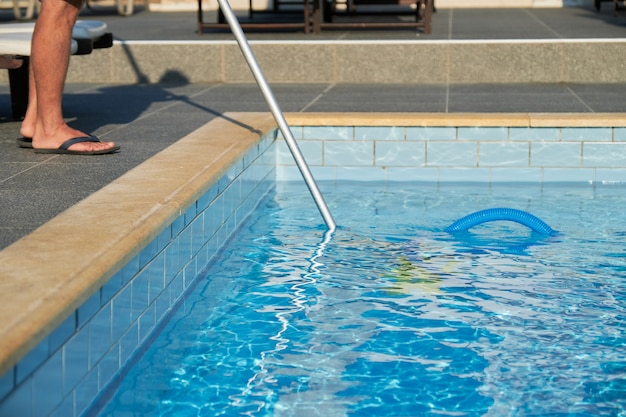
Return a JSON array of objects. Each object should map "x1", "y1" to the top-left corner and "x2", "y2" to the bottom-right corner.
[{"x1": 59, "y1": 136, "x2": 100, "y2": 150}]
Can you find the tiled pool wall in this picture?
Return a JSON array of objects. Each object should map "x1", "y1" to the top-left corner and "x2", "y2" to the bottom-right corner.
[
  {"x1": 0, "y1": 132, "x2": 276, "y2": 417},
  {"x1": 2, "y1": 120, "x2": 626, "y2": 417},
  {"x1": 277, "y1": 125, "x2": 626, "y2": 183}
]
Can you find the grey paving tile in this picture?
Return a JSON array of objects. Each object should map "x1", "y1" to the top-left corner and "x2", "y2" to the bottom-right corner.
[
  {"x1": 447, "y1": 83, "x2": 593, "y2": 113},
  {"x1": 567, "y1": 84, "x2": 626, "y2": 113},
  {"x1": 306, "y1": 84, "x2": 448, "y2": 112}
]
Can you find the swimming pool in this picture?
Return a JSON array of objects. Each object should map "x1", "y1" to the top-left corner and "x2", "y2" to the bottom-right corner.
[
  {"x1": 2, "y1": 113, "x2": 626, "y2": 417},
  {"x1": 95, "y1": 181, "x2": 626, "y2": 416}
]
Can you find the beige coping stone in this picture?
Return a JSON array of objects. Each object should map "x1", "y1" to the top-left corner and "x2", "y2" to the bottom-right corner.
[
  {"x1": 285, "y1": 113, "x2": 532, "y2": 127},
  {"x1": 0, "y1": 112, "x2": 275, "y2": 376},
  {"x1": 0, "y1": 111, "x2": 622, "y2": 376},
  {"x1": 286, "y1": 113, "x2": 626, "y2": 128},
  {"x1": 530, "y1": 113, "x2": 626, "y2": 127}
]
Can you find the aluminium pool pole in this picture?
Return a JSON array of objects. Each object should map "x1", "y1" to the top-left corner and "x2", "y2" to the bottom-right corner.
[{"x1": 216, "y1": 0, "x2": 336, "y2": 232}]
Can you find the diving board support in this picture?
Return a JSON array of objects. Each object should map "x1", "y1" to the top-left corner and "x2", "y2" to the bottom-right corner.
[{"x1": 216, "y1": 0, "x2": 336, "y2": 232}]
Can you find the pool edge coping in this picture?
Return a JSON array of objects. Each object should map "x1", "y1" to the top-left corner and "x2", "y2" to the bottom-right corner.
[{"x1": 1, "y1": 111, "x2": 626, "y2": 376}]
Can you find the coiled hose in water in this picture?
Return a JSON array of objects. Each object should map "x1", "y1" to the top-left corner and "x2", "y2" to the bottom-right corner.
[{"x1": 445, "y1": 208, "x2": 558, "y2": 236}]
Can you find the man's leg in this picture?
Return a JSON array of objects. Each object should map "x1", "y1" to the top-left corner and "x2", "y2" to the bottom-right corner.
[
  {"x1": 27, "y1": 0, "x2": 116, "y2": 152},
  {"x1": 19, "y1": 60, "x2": 37, "y2": 140}
]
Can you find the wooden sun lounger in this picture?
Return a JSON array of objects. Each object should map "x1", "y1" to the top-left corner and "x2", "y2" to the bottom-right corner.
[
  {"x1": 198, "y1": 0, "x2": 432, "y2": 34},
  {"x1": 316, "y1": 0, "x2": 432, "y2": 33},
  {"x1": 198, "y1": 0, "x2": 313, "y2": 34},
  {"x1": 0, "y1": 20, "x2": 113, "y2": 119}
]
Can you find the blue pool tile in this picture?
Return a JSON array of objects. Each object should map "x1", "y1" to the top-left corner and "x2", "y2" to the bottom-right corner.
[
  {"x1": 63, "y1": 330, "x2": 89, "y2": 395},
  {"x1": 229, "y1": 159, "x2": 245, "y2": 180},
  {"x1": 148, "y1": 254, "x2": 166, "y2": 304},
  {"x1": 280, "y1": 166, "x2": 334, "y2": 181},
  {"x1": 0, "y1": 370, "x2": 13, "y2": 401},
  {"x1": 490, "y1": 167, "x2": 543, "y2": 182},
  {"x1": 242, "y1": 144, "x2": 260, "y2": 169},
  {"x1": 88, "y1": 304, "x2": 112, "y2": 369},
  {"x1": 222, "y1": 181, "x2": 239, "y2": 221},
  {"x1": 355, "y1": 126, "x2": 404, "y2": 141},
  {"x1": 543, "y1": 168, "x2": 596, "y2": 182},
  {"x1": 111, "y1": 285, "x2": 132, "y2": 343},
  {"x1": 458, "y1": 127, "x2": 508, "y2": 141},
  {"x1": 375, "y1": 142, "x2": 425, "y2": 167},
  {"x1": 333, "y1": 166, "x2": 387, "y2": 181},
  {"x1": 216, "y1": 176, "x2": 230, "y2": 195},
  {"x1": 0, "y1": 377, "x2": 32, "y2": 417},
  {"x1": 275, "y1": 141, "x2": 291, "y2": 165},
  {"x1": 130, "y1": 269, "x2": 150, "y2": 322},
  {"x1": 561, "y1": 127, "x2": 612, "y2": 142},
  {"x1": 169, "y1": 272, "x2": 184, "y2": 306},
  {"x1": 116, "y1": 253, "x2": 140, "y2": 287},
  {"x1": 189, "y1": 215, "x2": 208, "y2": 256},
  {"x1": 197, "y1": 185, "x2": 218, "y2": 212},
  {"x1": 16, "y1": 338, "x2": 47, "y2": 385},
  {"x1": 101, "y1": 273, "x2": 122, "y2": 306},
  {"x1": 427, "y1": 142, "x2": 477, "y2": 166},
  {"x1": 49, "y1": 391, "x2": 74, "y2": 417},
  {"x1": 583, "y1": 143, "x2": 626, "y2": 167},
  {"x1": 325, "y1": 141, "x2": 374, "y2": 166},
  {"x1": 130, "y1": 271, "x2": 150, "y2": 324},
  {"x1": 139, "y1": 304, "x2": 156, "y2": 344},
  {"x1": 614, "y1": 128, "x2": 626, "y2": 142},
  {"x1": 194, "y1": 243, "x2": 209, "y2": 282},
  {"x1": 438, "y1": 167, "x2": 491, "y2": 182},
  {"x1": 183, "y1": 204, "x2": 197, "y2": 227},
  {"x1": 177, "y1": 225, "x2": 193, "y2": 264},
  {"x1": 225, "y1": 215, "x2": 237, "y2": 243},
  {"x1": 479, "y1": 142, "x2": 529, "y2": 167},
  {"x1": 278, "y1": 125, "x2": 303, "y2": 140},
  {"x1": 155, "y1": 227, "x2": 171, "y2": 254},
  {"x1": 531, "y1": 142, "x2": 582, "y2": 167},
  {"x1": 48, "y1": 313, "x2": 76, "y2": 356},
  {"x1": 509, "y1": 127, "x2": 560, "y2": 141},
  {"x1": 387, "y1": 167, "x2": 439, "y2": 182},
  {"x1": 406, "y1": 126, "x2": 456, "y2": 141},
  {"x1": 77, "y1": 290, "x2": 101, "y2": 330},
  {"x1": 74, "y1": 367, "x2": 98, "y2": 417},
  {"x1": 240, "y1": 167, "x2": 257, "y2": 195},
  {"x1": 164, "y1": 240, "x2": 181, "y2": 286},
  {"x1": 138, "y1": 238, "x2": 159, "y2": 267},
  {"x1": 170, "y1": 216, "x2": 185, "y2": 239},
  {"x1": 98, "y1": 344, "x2": 120, "y2": 391},
  {"x1": 299, "y1": 141, "x2": 324, "y2": 165},
  {"x1": 303, "y1": 126, "x2": 352, "y2": 140},
  {"x1": 31, "y1": 349, "x2": 63, "y2": 417},
  {"x1": 119, "y1": 323, "x2": 139, "y2": 367},
  {"x1": 155, "y1": 288, "x2": 172, "y2": 324}
]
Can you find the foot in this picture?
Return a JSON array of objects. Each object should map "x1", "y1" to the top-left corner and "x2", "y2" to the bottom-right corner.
[
  {"x1": 33, "y1": 135, "x2": 120, "y2": 155},
  {"x1": 32, "y1": 126, "x2": 117, "y2": 154}
]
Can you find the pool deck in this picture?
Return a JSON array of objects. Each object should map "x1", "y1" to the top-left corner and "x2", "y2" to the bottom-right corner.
[{"x1": 0, "y1": 4, "x2": 626, "y2": 377}]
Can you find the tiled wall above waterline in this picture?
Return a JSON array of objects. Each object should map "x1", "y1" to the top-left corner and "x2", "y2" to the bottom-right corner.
[{"x1": 276, "y1": 124, "x2": 626, "y2": 183}]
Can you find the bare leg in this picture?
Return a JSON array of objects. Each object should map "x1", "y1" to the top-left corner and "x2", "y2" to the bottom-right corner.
[
  {"x1": 26, "y1": 0, "x2": 116, "y2": 152},
  {"x1": 19, "y1": 59, "x2": 36, "y2": 139}
]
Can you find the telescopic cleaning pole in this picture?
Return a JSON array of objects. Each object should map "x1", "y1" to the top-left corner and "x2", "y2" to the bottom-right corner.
[{"x1": 215, "y1": 0, "x2": 336, "y2": 232}]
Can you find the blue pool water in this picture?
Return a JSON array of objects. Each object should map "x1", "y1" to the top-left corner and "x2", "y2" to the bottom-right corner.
[{"x1": 97, "y1": 182, "x2": 626, "y2": 417}]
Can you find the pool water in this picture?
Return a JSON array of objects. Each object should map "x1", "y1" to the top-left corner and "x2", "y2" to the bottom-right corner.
[{"x1": 97, "y1": 182, "x2": 626, "y2": 417}]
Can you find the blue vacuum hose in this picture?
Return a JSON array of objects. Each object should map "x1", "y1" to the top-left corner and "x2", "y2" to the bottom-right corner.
[{"x1": 445, "y1": 208, "x2": 557, "y2": 236}]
